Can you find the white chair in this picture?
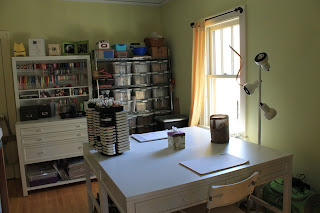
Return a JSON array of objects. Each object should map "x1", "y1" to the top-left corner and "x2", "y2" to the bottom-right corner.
[
  {"x1": 180, "y1": 171, "x2": 259, "y2": 213},
  {"x1": 206, "y1": 171, "x2": 259, "y2": 213}
]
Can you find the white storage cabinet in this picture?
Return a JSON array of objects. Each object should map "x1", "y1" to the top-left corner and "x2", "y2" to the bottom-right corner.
[{"x1": 12, "y1": 56, "x2": 92, "y2": 196}]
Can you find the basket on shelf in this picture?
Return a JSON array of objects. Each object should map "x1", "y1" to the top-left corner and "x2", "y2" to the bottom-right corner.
[{"x1": 144, "y1": 37, "x2": 165, "y2": 47}]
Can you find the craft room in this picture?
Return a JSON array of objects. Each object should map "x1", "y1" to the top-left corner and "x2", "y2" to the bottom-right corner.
[{"x1": 0, "y1": 0, "x2": 319, "y2": 213}]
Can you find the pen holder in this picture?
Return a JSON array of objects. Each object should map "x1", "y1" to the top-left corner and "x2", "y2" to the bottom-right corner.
[
  {"x1": 210, "y1": 114, "x2": 229, "y2": 144},
  {"x1": 168, "y1": 130, "x2": 185, "y2": 150}
]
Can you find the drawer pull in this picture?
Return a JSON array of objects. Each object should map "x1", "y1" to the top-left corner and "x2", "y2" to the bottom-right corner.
[
  {"x1": 37, "y1": 138, "x2": 45, "y2": 142},
  {"x1": 38, "y1": 151, "x2": 45, "y2": 155},
  {"x1": 78, "y1": 146, "x2": 83, "y2": 149},
  {"x1": 77, "y1": 134, "x2": 84, "y2": 136},
  {"x1": 76, "y1": 125, "x2": 83, "y2": 128}
]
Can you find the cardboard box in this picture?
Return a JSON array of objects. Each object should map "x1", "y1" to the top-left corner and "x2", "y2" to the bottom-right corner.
[
  {"x1": 148, "y1": 47, "x2": 167, "y2": 58},
  {"x1": 95, "y1": 49, "x2": 114, "y2": 59}
]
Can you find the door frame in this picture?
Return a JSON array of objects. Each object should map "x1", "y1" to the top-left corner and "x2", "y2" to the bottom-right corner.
[{"x1": 0, "y1": 31, "x2": 16, "y2": 136}]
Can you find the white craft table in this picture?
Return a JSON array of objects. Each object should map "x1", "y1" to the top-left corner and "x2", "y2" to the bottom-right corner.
[{"x1": 84, "y1": 126, "x2": 292, "y2": 213}]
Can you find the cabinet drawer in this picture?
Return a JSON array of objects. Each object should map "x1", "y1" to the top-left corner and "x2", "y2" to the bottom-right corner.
[
  {"x1": 21, "y1": 130, "x2": 88, "y2": 145},
  {"x1": 20, "y1": 122, "x2": 87, "y2": 136},
  {"x1": 135, "y1": 182, "x2": 223, "y2": 213},
  {"x1": 23, "y1": 141, "x2": 85, "y2": 163}
]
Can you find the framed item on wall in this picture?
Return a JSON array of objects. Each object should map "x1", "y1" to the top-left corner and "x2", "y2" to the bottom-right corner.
[
  {"x1": 29, "y1": 38, "x2": 46, "y2": 56},
  {"x1": 48, "y1": 44, "x2": 62, "y2": 56},
  {"x1": 62, "y1": 41, "x2": 75, "y2": 55},
  {"x1": 76, "y1": 40, "x2": 89, "y2": 55}
]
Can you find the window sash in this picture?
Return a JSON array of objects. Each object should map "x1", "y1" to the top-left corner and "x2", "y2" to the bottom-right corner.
[{"x1": 201, "y1": 6, "x2": 246, "y2": 138}]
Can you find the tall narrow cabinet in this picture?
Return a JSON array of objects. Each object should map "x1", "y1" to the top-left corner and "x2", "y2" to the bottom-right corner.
[{"x1": 12, "y1": 56, "x2": 92, "y2": 196}]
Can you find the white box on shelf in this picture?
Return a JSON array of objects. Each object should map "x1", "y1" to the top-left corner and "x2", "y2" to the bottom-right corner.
[{"x1": 28, "y1": 38, "x2": 45, "y2": 56}]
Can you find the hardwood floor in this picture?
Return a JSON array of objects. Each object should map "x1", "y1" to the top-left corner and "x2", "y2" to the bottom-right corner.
[{"x1": 8, "y1": 179, "x2": 99, "y2": 213}]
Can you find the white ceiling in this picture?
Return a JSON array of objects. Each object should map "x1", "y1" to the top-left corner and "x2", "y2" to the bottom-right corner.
[{"x1": 65, "y1": 0, "x2": 169, "y2": 6}]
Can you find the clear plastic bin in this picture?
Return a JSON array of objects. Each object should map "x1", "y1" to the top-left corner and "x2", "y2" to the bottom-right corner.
[
  {"x1": 112, "y1": 89, "x2": 132, "y2": 101},
  {"x1": 150, "y1": 61, "x2": 163, "y2": 72},
  {"x1": 27, "y1": 166, "x2": 57, "y2": 182},
  {"x1": 135, "y1": 99, "x2": 152, "y2": 112},
  {"x1": 129, "y1": 126, "x2": 136, "y2": 135},
  {"x1": 112, "y1": 74, "x2": 132, "y2": 86},
  {"x1": 153, "y1": 96, "x2": 170, "y2": 110},
  {"x1": 133, "y1": 87, "x2": 152, "y2": 100},
  {"x1": 136, "y1": 112, "x2": 154, "y2": 125},
  {"x1": 151, "y1": 71, "x2": 169, "y2": 84},
  {"x1": 132, "y1": 73, "x2": 151, "y2": 85},
  {"x1": 122, "y1": 100, "x2": 133, "y2": 112},
  {"x1": 161, "y1": 60, "x2": 168, "y2": 71},
  {"x1": 127, "y1": 114, "x2": 137, "y2": 127},
  {"x1": 110, "y1": 62, "x2": 132, "y2": 74},
  {"x1": 152, "y1": 86, "x2": 169, "y2": 98},
  {"x1": 132, "y1": 61, "x2": 151, "y2": 73}
]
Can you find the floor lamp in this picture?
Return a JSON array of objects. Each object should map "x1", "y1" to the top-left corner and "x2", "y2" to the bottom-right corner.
[{"x1": 243, "y1": 53, "x2": 277, "y2": 145}]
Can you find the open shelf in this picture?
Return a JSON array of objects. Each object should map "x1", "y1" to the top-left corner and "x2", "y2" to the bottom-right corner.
[{"x1": 26, "y1": 175, "x2": 96, "y2": 192}]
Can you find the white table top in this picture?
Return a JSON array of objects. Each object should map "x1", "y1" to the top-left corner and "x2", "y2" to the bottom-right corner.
[{"x1": 84, "y1": 126, "x2": 292, "y2": 202}]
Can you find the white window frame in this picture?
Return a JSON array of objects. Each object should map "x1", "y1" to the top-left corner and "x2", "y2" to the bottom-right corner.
[{"x1": 200, "y1": 6, "x2": 246, "y2": 137}]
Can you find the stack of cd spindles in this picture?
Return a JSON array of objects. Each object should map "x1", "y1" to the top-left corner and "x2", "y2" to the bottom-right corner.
[
  {"x1": 86, "y1": 97, "x2": 130, "y2": 155},
  {"x1": 86, "y1": 104, "x2": 95, "y2": 145},
  {"x1": 100, "y1": 113, "x2": 116, "y2": 155},
  {"x1": 93, "y1": 106, "x2": 102, "y2": 152},
  {"x1": 114, "y1": 111, "x2": 130, "y2": 154}
]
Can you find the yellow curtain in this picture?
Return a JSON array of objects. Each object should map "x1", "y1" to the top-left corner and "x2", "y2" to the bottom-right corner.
[{"x1": 189, "y1": 20, "x2": 206, "y2": 126}]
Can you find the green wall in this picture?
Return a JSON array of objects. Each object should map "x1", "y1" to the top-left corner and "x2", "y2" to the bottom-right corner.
[
  {"x1": 1, "y1": 0, "x2": 320, "y2": 191},
  {"x1": 161, "y1": 0, "x2": 320, "y2": 190},
  {"x1": 0, "y1": 0, "x2": 162, "y2": 53}
]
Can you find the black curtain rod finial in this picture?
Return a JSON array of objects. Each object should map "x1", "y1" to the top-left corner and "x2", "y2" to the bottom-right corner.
[
  {"x1": 190, "y1": 22, "x2": 195, "y2": 28},
  {"x1": 235, "y1": 7, "x2": 243, "y2": 13}
]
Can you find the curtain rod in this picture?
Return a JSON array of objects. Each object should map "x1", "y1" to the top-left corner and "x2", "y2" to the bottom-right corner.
[{"x1": 190, "y1": 7, "x2": 243, "y2": 28}]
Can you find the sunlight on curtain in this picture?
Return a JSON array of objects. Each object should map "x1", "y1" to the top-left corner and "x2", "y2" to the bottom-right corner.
[{"x1": 189, "y1": 20, "x2": 206, "y2": 126}]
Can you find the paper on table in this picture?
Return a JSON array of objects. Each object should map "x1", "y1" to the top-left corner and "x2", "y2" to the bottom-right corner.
[
  {"x1": 131, "y1": 130, "x2": 169, "y2": 142},
  {"x1": 179, "y1": 153, "x2": 249, "y2": 175}
]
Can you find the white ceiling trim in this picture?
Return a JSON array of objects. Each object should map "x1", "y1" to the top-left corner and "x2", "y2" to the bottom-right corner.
[{"x1": 64, "y1": 0, "x2": 169, "y2": 6}]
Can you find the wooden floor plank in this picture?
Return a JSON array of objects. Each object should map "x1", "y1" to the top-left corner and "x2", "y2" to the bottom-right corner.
[{"x1": 8, "y1": 179, "x2": 99, "y2": 213}]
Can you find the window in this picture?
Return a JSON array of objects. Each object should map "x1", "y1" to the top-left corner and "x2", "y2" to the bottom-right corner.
[{"x1": 200, "y1": 9, "x2": 246, "y2": 137}]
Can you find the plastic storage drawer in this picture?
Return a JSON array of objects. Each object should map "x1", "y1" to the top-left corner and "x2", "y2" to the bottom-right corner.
[
  {"x1": 153, "y1": 97, "x2": 170, "y2": 110},
  {"x1": 151, "y1": 71, "x2": 169, "y2": 84},
  {"x1": 110, "y1": 62, "x2": 132, "y2": 74},
  {"x1": 112, "y1": 89, "x2": 132, "y2": 101},
  {"x1": 135, "y1": 99, "x2": 152, "y2": 112},
  {"x1": 150, "y1": 61, "x2": 163, "y2": 72},
  {"x1": 133, "y1": 87, "x2": 152, "y2": 100},
  {"x1": 128, "y1": 114, "x2": 137, "y2": 127},
  {"x1": 122, "y1": 100, "x2": 133, "y2": 112},
  {"x1": 136, "y1": 113, "x2": 154, "y2": 125},
  {"x1": 112, "y1": 74, "x2": 132, "y2": 86},
  {"x1": 132, "y1": 73, "x2": 151, "y2": 85},
  {"x1": 152, "y1": 86, "x2": 169, "y2": 98},
  {"x1": 132, "y1": 61, "x2": 151, "y2": 73}
]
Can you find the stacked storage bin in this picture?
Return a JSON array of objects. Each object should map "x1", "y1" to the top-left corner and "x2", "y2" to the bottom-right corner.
[{"x1": 151, "y1": 60, "x2": 171, "y2": 115}]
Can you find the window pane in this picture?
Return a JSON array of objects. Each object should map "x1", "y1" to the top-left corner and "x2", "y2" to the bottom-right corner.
[
  {"x1": 222, "y1": 27, "x2": 232, "y2": 75},
  {"x1": 208, "y1": 78, "x2": 240, "y2": 135},
  {"x1": 214, "y1": 30, "x2": 221, "y2": 75},
  {"x1": 233, "y1": 25, "x2": 240, "y2": 74}
]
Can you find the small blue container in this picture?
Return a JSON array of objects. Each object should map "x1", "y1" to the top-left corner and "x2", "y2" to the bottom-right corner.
[
  {"x1": 131, "y1": 47, "x2": 147, "y2": 55},
  {"x1": 112, "y1": 44, "x2": 127, "y2": 51}
]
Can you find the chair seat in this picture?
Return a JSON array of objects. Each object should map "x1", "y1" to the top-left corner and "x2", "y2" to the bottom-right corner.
[{"x1": 181, "y1": 203, "x2": 245, "y2": 213}]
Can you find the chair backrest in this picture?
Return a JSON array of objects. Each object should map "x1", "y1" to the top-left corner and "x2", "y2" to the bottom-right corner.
[{"x1": 207, "y1": 171, "x2": 259, "y2": 210}]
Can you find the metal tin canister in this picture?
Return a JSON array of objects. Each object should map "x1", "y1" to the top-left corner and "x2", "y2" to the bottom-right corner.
[{"x1": 210, "y1": 114, "x2": 229, "y2": 144}]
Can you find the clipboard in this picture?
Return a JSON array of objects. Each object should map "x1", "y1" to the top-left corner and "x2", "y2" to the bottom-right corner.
[
  {"x1": 131, "y1": 130, "x2": 169, "y2": 142},
  {"x1": 179, "y1": 153, "x2": 249, "y2": 175}
]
